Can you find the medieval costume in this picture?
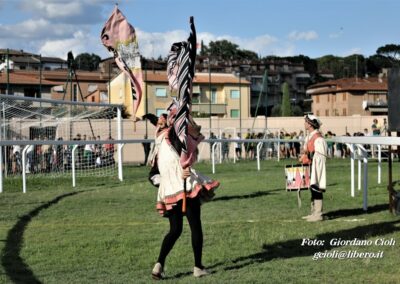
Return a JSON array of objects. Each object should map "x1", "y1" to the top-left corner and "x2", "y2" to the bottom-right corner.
[
  {"x1": 149, "y1": 17, "x2": 219, "y2": 280},
  {"x1": 300, "y1": 114, "x2": 327, "y2": 222}
]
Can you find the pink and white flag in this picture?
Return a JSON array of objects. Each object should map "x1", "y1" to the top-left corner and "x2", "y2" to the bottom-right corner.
[{"x1": 101, "y1": 6, "x2": 143, "y2": 117}]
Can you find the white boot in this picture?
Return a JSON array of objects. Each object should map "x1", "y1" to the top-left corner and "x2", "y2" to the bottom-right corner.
[
  {"x1": 151, "y1": 262, "x2": 164, "y2": 280},
  {"x1": 302, "y1": 201, "x2": 314, "y2": 219},
  {"x1": 306, "y1": 200, "x2": 323, "y2": 222},
  {"x1": 193, "y1": 266, "x2": 209, "y2": 278}
]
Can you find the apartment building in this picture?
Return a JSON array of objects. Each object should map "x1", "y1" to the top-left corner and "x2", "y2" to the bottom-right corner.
[
  {"x1": 306, "y1": 77, "x2": 388, "y2": 116},
  {"x1": 109, "y1": 71, "x2": 250, "y2": 118}
]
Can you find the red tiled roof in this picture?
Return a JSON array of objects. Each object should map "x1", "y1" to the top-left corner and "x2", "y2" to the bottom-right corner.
[
  {"x1": 145, "y1": 71, "x2": 250, "y2": 84},
  {"x1": 0, "y1": 71, "x2": 56, "y2": 85},
  {"x1": 308, "y1": 77, "x2": 387, "y2": 95}
]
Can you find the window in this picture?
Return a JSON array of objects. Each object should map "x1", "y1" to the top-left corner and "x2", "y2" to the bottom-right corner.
[
  {"x1": 327, "y1": 95, "x2": 330, "y2": 102},
  {"x1": 91, "y1": 96, "x2": 95, "y2": 102},
  {"x1": 343, "y1": 108, "x2": 347, "y2": 116},
  {"x1": 315, "y1": 96, "x2": 320, "y2": 103},
  {"x1": 211, "y1": 88, "x2": 217, "y2": 103},
  {"x1": 316, "y1": 110, "x2": 320, "y2": 116},
  {"x1": 230, "y1": 89, "x2": 240, "y2": 99},
  {"x1": 156, "y1": 109, "x2": 165, "y2": 117},
  {"x1": 325, "y1": 109, "x2": 329, "y2": 116},
  {"x1": 343, "y1": 93, "x2": 347, "y2": 101},
  {"x1": 230, "y1": 109, "x2": 240, "y2": 118},
  {"x1": 155, "y1": 88, "x2": 167, "y2": 97}
]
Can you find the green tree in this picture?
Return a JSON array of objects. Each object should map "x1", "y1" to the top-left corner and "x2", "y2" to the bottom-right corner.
[
  {"x1": 74, "y1": 53, "x2": 101, "y2": 71},
  {"x1": 270, "y1": 104, "x2": 281, "y2": 117},
  {"x1": 204, "y1": 40, "x2": 258, "y2": 60},
  {"x1": 281, "y1": 82, "x2": 292, "y2": 116},
  {"x1": 376, "y1": 44, "x2": 400, "y2": 66},
  {"x1": 366, "y1": 54, "x2": 393, "y2": 76},
  {"x1": 292, "y1": 105, "x2": 303, "y2": 116}
]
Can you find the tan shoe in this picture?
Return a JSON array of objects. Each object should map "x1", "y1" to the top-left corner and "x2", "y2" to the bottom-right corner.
[
  {"x1": 302, "y1": 201, "x2": 314, "y2": 219},
  {"x1": 193, "y1": 266, "x2": 209, "y2": 278},
  {"x1": 306, "y1": 200, "x2": 323, "y2": 222},
  {"x1": 151, "y1": 262, "x2": 164, "y2": 280}
]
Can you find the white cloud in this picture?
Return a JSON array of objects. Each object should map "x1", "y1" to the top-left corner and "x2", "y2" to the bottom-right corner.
[
  {"x1": 288, "y1": 30, "x2": 318, "y2": 41},
  {"x1": 0, "y1": 18, "x2": 80, "y2": 39},
  {"x1": 39, "y1": 31, "x2": 107, "y2": 59},
  {"x1": 137, "y1": 29, "x2": 188, "y2": 59},
  {"x1": 136, "y1": 30, "x2": 292, "y2": 58},
  {"x1": 19, "y1": 0, "x2": 107, "y2": 24}
]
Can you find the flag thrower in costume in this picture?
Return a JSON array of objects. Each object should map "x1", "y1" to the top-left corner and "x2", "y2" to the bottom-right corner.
[
  {"x1": 167, "y1": 17, "x2": 198, "y2": 213},
  {"x1": 101, "y1": 6, "x2": 143, "y2": 118}
]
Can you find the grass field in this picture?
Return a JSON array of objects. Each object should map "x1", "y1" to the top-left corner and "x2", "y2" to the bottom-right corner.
[{"x1": 0, "y1": 158, "x2": 399, "y2": 284}]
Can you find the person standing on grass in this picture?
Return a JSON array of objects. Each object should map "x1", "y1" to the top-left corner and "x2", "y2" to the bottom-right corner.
[
  {"x1": 141, "y1": 106, "x2": 219, "y2": 280},
  {"x1": 299, "y1": 114, "x2": 327, "y2": 222}
]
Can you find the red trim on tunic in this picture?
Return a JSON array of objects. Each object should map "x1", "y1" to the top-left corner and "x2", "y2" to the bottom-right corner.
[{"x1": 156, "y1": 180, "x2": 220, "y2": 216}]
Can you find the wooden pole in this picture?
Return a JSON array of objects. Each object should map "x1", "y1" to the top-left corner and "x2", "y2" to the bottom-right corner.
[{"x1": 182, "y1": 179, "x2": 187, "y2": 213}]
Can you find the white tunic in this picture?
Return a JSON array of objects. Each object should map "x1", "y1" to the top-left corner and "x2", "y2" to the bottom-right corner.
[{"x1": 304, "y1": 130, "x2": 327, "y2": 189}]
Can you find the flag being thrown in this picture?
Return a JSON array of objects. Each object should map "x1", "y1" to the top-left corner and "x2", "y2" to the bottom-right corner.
[
  {"x1": 167, "y1": 17, "x2": 203, "y2": 169},
  {"x1": 101, "y1": 6, "x2": 143, "y2": 117}
]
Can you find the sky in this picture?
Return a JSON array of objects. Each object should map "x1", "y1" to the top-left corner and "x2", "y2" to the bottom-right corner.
[{"x1": 0, "y1": 0, "x2": 399, "y2": 60}]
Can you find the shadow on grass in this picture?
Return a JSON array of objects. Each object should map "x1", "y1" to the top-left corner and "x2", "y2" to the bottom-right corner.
[
  {"x1": 213, "y1": 188, "x2": 281, "y2": 202},
  {"x1": 325, "y1": 204, "x2": 389, "y2": 220},
  {"x1": 224, "y1": 219, "x2": 400, "y2": 271},
  {"x1": 1, "y1": 191, "x2": 82, "y2": 284}
]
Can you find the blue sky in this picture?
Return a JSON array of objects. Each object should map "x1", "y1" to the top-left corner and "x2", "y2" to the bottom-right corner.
[{"x1": 0, "y1": 0, "x2": 398, "y2": 60}]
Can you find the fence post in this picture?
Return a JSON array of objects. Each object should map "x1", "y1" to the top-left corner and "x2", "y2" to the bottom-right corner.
[
  {"x1": 358, "y1": 147, "x2": 362, "y2": 191},
  {"x1": 22, "y1": 145, "x2": 29, "y2": 193},
  {"x1": 356, "y1": 144, "x2": 369, "y2": 211},
  {"x1": 117, "y1": 107, "x2": 123, "y2": 181},
  {"x1": 212, "y1": 142, "x2": 217, "y2": 174},
  {"x1": 347, "y1": 143, "x2": 355, "y2": 197},
  {"x1": 377, "y1": 145, "x2": 381, "y2": 184},
  {"x1": 256, "y1": 142, "x2": 262, "y2": 171},
  {"x1": 277, "y1": 139, "x2": 280, "y2": 162},
  {"x1": 0, "y1": 145, "x2": 2, "y2": 193},
  {"x1": 118, "y1": 144, "x2": 125, "y2": 181},
  {"x1": 71, "y1": 145, "x2": 78, "y2": 187}
]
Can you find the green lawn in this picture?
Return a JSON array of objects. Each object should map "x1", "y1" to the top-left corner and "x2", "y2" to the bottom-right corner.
[{"x1": 0, "y1": 159, "x2": 399, "y2": 284}]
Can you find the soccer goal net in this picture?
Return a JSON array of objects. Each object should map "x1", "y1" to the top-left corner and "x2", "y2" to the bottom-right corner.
[{"x1": 0, "y1": 94, "x2": 122, "y2": 179}]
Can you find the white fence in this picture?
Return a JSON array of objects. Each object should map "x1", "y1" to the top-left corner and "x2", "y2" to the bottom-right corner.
[{"x1": 1, "y1": 135, "x2": 400, "y2": 213}]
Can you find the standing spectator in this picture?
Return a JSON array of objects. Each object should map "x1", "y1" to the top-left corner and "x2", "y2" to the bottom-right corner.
[
  {"x1": 104, "y1": 136, "x2": 115, "y2": 165},
  {"x1": 221, "y1": 133, "x2": 229, "y2": 161},
  {"x1": 11, "y1": 142, "x2": 21, "y2": 174},
  {"x1": 382, "y1": 118, "x2": 388, "y2": 136},
  {"x1": 56, "y1": 138, "x2": 64, "y2": 171},
  {"x1": 234, "y1": 133, "x2": 242, "y2": 160},
  {"x1": 371, "y1": 119, "x2": 381, "y2": 158},
  {"x1": 209, "y1": 132, "x2": 217, "y2": 159},
  {"x1": 84, "y1": 137, "x2": 95, "y2": 166},
  {"x1": 244, "y1": 129, "x2": 251, "y2": 159},
  {"x1": 325, "y1": 131, "x2": 334, "y2": 158}
]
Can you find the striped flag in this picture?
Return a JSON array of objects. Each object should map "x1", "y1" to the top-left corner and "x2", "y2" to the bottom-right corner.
[
  {"x1": 101, "y1": 6, "x2": 143, "y2": 117},
  {"x1": 167, "y1": 17, "x2": 197, "y2": 168}
]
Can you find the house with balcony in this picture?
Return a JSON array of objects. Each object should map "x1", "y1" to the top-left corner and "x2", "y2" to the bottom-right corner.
[
  {"x1": 306, "y1": 77, "x2": 388, "y2": 116},
  {"x1": 109, "y1": 71, "x2": 250, "y2": 119}
]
